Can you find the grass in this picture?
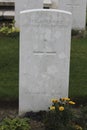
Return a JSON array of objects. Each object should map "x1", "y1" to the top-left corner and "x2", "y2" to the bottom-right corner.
[
  {"x1": 0, "y1": 35, "x2": 19, "y2": 101},
  {"x1": 69, "y1": 36, "x2": 87, "y2": 104},
  {"x1": 0, "y1": 34, "x2": 87, "y2": 104}
]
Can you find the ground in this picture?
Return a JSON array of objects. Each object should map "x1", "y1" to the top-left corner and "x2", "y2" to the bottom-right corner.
[
  {"x1": 0, "y1": 101, "x2": 18, "y2": 121},
  {"x1": 0, "y1": 101, "x2": 45, "y2": 130}
]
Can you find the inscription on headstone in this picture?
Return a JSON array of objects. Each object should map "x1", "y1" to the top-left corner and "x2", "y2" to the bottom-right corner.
[{"x1": 15, "y1": 0, "x2": 86, "y2": 29}]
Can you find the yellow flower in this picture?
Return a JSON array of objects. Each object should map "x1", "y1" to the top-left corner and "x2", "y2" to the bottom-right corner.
[
  {"x1": 51, "y1": 99, "x2": 58, "y2": 103},
  {"x1": 74, "y1": 125, "x2": 83, "y2": 130},
  {"x1": 50, "y1": 106, "x2": 55, "y2": 110},
  {"x1": 61, "y1": 97, "x2": 70, "y2": 101},
  {"x1": 69, "y1": 101, "x2": 75, "y2": 105},
  {"x1": 59, "y1": 106, "x2": 64, "y2": 111}
]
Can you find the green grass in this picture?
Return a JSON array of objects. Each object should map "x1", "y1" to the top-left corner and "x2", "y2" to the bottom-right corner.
[
  {"x1": 0, "y1": 35, "x2": 19, "y2": 101},
  {"x1": 69, "y1": 36, "x2": 87, "y2": 104},
  {"x1": 0, "y1": 34, "x2": 87, "y2": 104}
]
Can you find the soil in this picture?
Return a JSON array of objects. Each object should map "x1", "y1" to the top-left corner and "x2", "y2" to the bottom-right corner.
[
  {"x1": 0, "y1": 100, "x2": 18, "y2": 120},
  {"x1": 0, "y1": 101, "x2": 45, "y2": 130}
]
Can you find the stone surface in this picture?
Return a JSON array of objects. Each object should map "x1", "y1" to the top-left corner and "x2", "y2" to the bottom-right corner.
[
  {"x1": 43, "y1": 0, "x2": 52, "y2": 8},
  {"x1": 19, "y1": 9, "x2": 72, "y2": 114},
  {"x1": 58, "y1": 0, "x2": 86, "y2": 30},
  {"x1": 0, "y1": 11, "x2": 3, "y2": 16},
  {"x1": 15, "y1": 0, "x2": 43, "y2": 27},
  {"x1": 4, "y1": 11, "x2": 15, "y2": 16},
  {"x1": 43, "y1": 0, "x2": 52, "y2": 5},
  {"x1": 15, "y1": 0, "x2": 86, "y2": 29},
  {"x1": 15, "y1": 0, "x2": 57, "y2": 27},
  {"x1": 0, "y1": 0, "x2": 14, "y2": 2},
  {"x1": 0, "y1": 11, "x2": 14, "y2": 19}
]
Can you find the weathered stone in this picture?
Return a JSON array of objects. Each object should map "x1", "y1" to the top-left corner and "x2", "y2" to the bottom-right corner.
[
  {"x1": 19, "y1": 9, "x2": 72, "y2": 114},
  {"x1": 15, "y1": 0, "x2": 86, "y2": 30},
  {"x1": 58, "y1": 0, "x2": 86, "y2": 30}
]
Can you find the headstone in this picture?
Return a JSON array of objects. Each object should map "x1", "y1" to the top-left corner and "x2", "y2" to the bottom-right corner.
[
  {"x1": 19, "y1": 9, "x2": 72, "y2": 114},
  {"x1": 57, "y1": 0, "x2": 86, "y2": 30}
]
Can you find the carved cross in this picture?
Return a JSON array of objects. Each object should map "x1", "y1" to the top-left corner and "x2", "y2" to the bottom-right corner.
[{"x1": 33, "y1": 51, "x2": 56, "y2": 56}]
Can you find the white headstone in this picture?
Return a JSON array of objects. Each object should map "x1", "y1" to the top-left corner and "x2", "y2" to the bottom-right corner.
[
  {"x1": 19, "y1": 9, "x2": 72, "y2": 114},
  {"x1": 58, "y1": 0, "x2": 86, "y2": 30}
]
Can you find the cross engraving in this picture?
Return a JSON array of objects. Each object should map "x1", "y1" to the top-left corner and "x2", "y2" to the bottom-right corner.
[{"x1": 33, "y1": 51, "x2": 56, "y2": 55}]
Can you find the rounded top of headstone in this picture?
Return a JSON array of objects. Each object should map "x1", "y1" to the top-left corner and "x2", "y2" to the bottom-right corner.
[{"x1": 20, "y1": 9, "x2": 72, "y2": 15}]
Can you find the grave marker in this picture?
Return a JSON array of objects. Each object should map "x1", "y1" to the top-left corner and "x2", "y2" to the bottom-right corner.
[{"x1": 19, "y1": 9, "x2": 72, "y2": 114}]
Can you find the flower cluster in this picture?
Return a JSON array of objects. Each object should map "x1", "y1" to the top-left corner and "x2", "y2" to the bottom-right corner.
[
  {"x1": 44, "y1": 97, "x2": 77, "y2": 130},
  {"x1": 49, "y1": 97, "x2": 75, "y2": 111},
  {"x1": 44, "y1": 98, "x2": 83, "y2": 130},
  {"x1": 74, "y1": 125, "x2": 83, "y2": 130}
]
